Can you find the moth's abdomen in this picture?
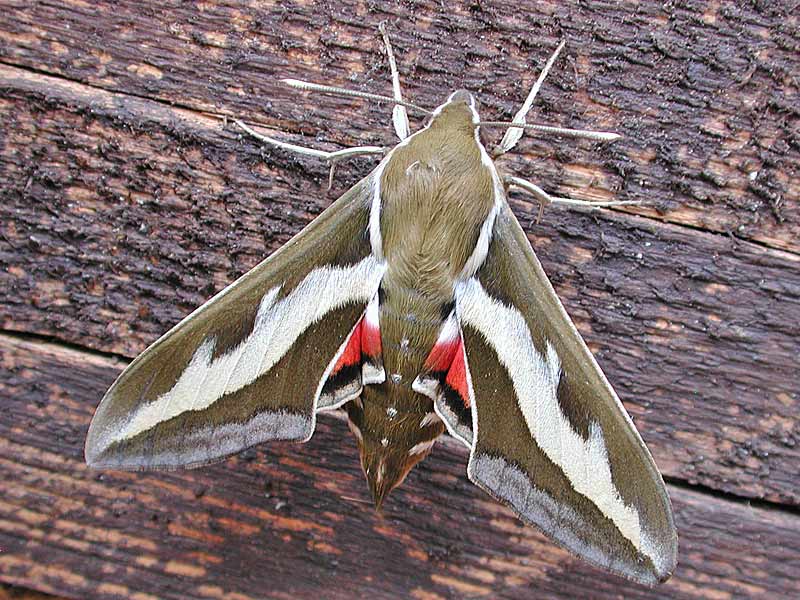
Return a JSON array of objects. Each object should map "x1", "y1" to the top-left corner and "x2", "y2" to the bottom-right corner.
[
  {"x1": 346, "y1": 385, "x2": 444, "y2": 508},
  {"x1": 345, "y1": 280, "x2": 451, "y2": 507}
]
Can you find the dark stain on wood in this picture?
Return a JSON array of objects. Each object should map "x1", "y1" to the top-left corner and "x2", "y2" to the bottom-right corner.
[{"x1": 0, "y1": 584, "x2": 70, "y2": 600}]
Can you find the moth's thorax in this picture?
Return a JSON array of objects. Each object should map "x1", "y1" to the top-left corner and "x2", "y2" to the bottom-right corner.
[{"x1": 378, "y1": 101, "x2": 495, "y2": 301}]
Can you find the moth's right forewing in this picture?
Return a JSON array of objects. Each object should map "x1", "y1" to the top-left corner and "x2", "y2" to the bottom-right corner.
[
  {"x1": 455, "y1": 202, "x2": 678, "y2": 585},
  {"x1": 86, "y1": 173, "x2": 385, "y2": 471}
]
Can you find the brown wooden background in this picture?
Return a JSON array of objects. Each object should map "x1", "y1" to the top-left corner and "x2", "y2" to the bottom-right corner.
[{"x1": 1, "y1": 1, "x2": 798, "y2": 599}]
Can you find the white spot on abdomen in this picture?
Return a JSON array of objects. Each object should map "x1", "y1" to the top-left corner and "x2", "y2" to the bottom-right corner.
[{"x1": 408, "y1": 439, "x2": 436, "y2": 455}]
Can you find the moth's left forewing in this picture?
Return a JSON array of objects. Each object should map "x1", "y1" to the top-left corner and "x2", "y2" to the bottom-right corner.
[
  {"x1": 455, "y1": 202, "x2": 678, "y2": 585},
  {"x1": 86, "y1": 173, "x2": 386, "y2": 471}
]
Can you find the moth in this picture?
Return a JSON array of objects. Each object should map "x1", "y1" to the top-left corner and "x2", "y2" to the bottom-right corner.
[{"x1": 86, "y1": 27, "x2": 677, "y2": 585}]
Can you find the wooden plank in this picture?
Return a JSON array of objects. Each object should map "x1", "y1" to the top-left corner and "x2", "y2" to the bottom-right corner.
[
  {"x1": 1, "y1": 333, "x2": 799, "y2": 600},
  {"x1": 0, "y1": 1, "x2": 797, "y2": 252},
  {"x1": 1, "y1": 64, "x2": 799, "y2": 506}
]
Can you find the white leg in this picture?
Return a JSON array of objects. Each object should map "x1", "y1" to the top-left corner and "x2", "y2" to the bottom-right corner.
[
  {"x1": 505, "y1": 175, "x2": 641, "y2": 221},
  {"x1": 235, "y1": 120, "x2": 385, "y2": 189},
  {"x1": 379, "y1": 23, "x2": 410, "y2": 140},
  {"x1": 494, "y1": 41, "x2": 565, "y2": 157}
]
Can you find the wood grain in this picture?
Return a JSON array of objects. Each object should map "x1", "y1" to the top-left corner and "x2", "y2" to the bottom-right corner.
[
  {"x1": 1, "y1": 64, "x2": 798, "y2": 507},
  {"x1": 0, "y1": 1, "x2": 797, "y2": 251},
  {"x1": 2, "y1": 333, "x2": 799, "y2": 600}
]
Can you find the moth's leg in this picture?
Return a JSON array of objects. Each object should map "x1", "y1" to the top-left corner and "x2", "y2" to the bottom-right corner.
[
  {"x1": 235, "y1": 120, "x2": 385, "y2": 161},
  {"x1": 235, "y1": 120, "x2": 385, "y2": 189},
  {"x1": 379, "y1": 23, "x2": 410, "y2": 141},
  {"x1": 504, "y1": 175, "x2": 641, "y2": 222},
  {"x1": 492, "y1": 40, "x2": 566, "y2": 158}
]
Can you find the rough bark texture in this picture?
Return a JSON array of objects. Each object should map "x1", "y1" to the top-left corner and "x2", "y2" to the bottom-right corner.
[
  {"x1": 1, "y1": 0, "x2": 797, "y2": 250},
  {"x1": 2, "y1": 64, "x2": 798, "y2": 506},
  {"x1": 1, "y1": 1, "x2": 798, "y2": 599}
]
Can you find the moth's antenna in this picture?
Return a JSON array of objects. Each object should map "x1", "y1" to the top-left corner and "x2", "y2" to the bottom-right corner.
[
  {"x1": 282, "y1": 79, "x2": 431, "y2": 115},
  {"x1": 379, "y1": 23, "x2": 411, "y2": 140},
  {"x1": 480, "y1": 122, "x2": 620, "y2": 142},
  {"x1": 493, "y1": 40, "x2": 566, "y2": 157}
]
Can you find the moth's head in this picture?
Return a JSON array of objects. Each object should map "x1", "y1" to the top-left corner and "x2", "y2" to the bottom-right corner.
[
  {"x1": 447, "y1": 89, "x2": 478, "y2": 109},
  {"x1": 427, "y1": 89, "x2": 480, "y2": 132}
]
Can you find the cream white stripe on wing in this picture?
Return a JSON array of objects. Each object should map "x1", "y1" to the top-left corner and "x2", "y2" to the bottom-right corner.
[
  {"x1": 109, "y1": 256, "x2": 386, "y2": 444},
  {"x1": 456, "y1": 277, "x2": 642, "y2": 551},
  {"x1": 369, "y1": 160, "x2": 388, "y2": 259}
]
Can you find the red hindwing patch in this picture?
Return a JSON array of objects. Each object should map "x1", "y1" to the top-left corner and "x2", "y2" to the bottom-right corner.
[
  {"x1": 333, "y1": 319, "x2": 363, "y2": 374},
  {"x1": 424, "y1": 327, "x2": 471, "y2": 410},
  {"x1": 361, "y1": 319, "x2": 381, "y2": 359},
  {"x1": 444, "y1": 340, "x2": 470, "y2": 409},
  {"x1": 424, "y1": 338, "x2": 460, "y2": 373},
  {"x1": 333, "y1": 316, "x2": 382, "y2": 375}
]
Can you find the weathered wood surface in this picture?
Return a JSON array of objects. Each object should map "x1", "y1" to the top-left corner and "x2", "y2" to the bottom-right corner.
[
  {"x1": 1, "y1": 0, "x2": 798, "y2": 598},
  {"x1": 1, "y1": 0, "x2": 797, "y2": 250},
  {"x1": 2, "y1": 334, "x2": 800, "y2": 600}
]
